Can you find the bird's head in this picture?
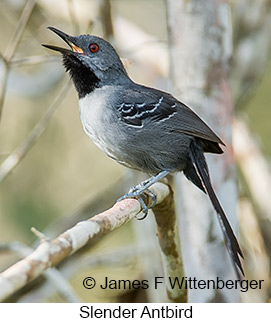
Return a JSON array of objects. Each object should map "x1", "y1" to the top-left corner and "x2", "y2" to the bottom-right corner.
[{"x1": 42, "y1": 27, "x2": 129, "y2": 97}]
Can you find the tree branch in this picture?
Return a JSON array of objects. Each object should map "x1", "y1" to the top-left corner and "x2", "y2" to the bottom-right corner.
[
  {"x1": 233, "y1": 117, "x2": 271, "y2": 221},
  {"x1": 166, "y1": 0, "x2": 239, "y2": 302},
  {"x1": 100, "y1": 0, "x2": 114, "y2": 41},
  {"x1": 233, "y1": 117, "x2": 271, "y2": 262},
  {"x1": 0, "y1": 58, "x2": 8, "y2": 120},
  {"x1": 3, "y1": 0, "x2": 36, "y2": 62},
  {"x1": 153, "y1": 185, "x2": 187, "y2": 302},
  {"x1": 0, "y1": 80, "x2": 70, "y2": 183},
  {"x1": 0, "y1": 0, "x2": 36, "y2": 121},
  {"x1": 0, "y1": 182, "x2": 170, "y2": 302},
  {"x1": 67, "y1": 0, "x2": 80, "y2": 35},
  {"x1": 0, "y1": 241, "x2": 81, "y2": 302}
]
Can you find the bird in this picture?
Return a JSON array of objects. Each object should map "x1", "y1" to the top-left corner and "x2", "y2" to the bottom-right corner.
[{"x1": 43, "y1": 27, "x2": 244, "y2": 279}]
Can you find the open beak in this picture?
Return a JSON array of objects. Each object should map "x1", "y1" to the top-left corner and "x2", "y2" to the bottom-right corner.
[{"x1": 42, "y1": 27, "x2": 84, "y2": 54}]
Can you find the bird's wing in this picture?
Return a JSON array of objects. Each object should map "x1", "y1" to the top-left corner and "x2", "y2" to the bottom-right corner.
[
  {"x1": 115, "y1": 86, "x2": 224, "y2": 146},
  {"x1": 172, "y1": 102, "x2": 225, "y2": 146},
  {"x1": 115, "y1": 94, "x2": 177, "y2": 126}
]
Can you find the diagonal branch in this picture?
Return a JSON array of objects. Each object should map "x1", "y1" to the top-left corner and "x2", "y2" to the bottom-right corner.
[
  {"x1": 0, "y1": 81, "x2": 71, "y2": 183},
  {"x1": 0, "y1": 241, "x2": 81, "y2": 302},
  {"x1": 0, "y1": 0, "x2": 36, "y2": 121},
  {"x1": 0, "y1": 57, "x2": 8, "y2": 120},
  {"x1": 3, "y1": 0, "x2": 36, "y2": 62}
]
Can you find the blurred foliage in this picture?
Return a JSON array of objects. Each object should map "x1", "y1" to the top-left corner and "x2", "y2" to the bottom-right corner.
[
  {"x1": 246, "y1": 61, "x2": 271, "y2": 157},
  {"x1": 0, "y1": 0, "x2": 270, "y2": 302}
]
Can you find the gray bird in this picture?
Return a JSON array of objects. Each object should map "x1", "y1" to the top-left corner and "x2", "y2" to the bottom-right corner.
[{"x1": 43, "y1": 27, "x2": 244, "y2": 279}]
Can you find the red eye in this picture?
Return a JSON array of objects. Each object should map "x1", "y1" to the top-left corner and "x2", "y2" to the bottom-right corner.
[{"x1": 89, "y1": 43, "x2": 99, "y2": 53}]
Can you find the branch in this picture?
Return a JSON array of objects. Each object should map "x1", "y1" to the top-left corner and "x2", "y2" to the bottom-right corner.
[
  {"x1": 0, "y1": 80, "x2": 70, "y2": 183},
  {"x1": 0, "y1": 241, "x2": 81, "y2": 302},
  {"x1": 0, "y1": 58, "x2": 8, "y2": 120},
  {"x1": 166, "y1": 0, "x2": 239, "y2": 302},
  {"x1": 231, "y1": 0, "x2": 271, "y2": 108},
  {"x1": 100, "y1": 0, "x2": 114, "y2": 41},
  {"x1": 233, "y1": 117, "x2": 271, "y2": 259},
  {"x1": 67, "y1": 0, "x2": 80, "y2": 35},
  {"x1": 11, "y1": 246, "x2": 149, "y2": 302},
  {"x1": 153, "y1": 185, "x2": 187, "y2": 302},
  {"x1": 0, "y1": 182, "x2": 170, "y2": 302},
  {"x1": 43, "y1": 175, "x2": 131, "y2": 237},
  {"x1": 10, "y1": 55, "x2": 59, "y2": 66},
  {"x1": 3, "y1": 0, "x2": 36, "y2": 62},
  {"x1": 233, "y1": 117, "x2": 271, "y2": 221},
  {"x1": 0, "y1": 0, "x2": 36, "y2": 121}
]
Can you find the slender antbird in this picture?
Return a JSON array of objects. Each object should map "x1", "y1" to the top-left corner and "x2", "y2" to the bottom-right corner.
[{"x1": 43, "y1": 27, "x2": 244, "y2": 278}]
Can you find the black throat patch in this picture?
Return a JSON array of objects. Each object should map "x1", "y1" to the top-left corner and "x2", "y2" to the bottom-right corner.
[{"x1": 62, "y1": 54, "x2": 100, "y2": 98}]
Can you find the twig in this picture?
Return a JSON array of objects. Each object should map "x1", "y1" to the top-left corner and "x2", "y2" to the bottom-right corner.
[
  {"x1": 0, "y1": 80, "x2": 71, "y2": 183},
  {"x1": 0, "y1": 241, "x2": 81, "y2": 302},
  {"x1": 31, "y1": 227, "x2": 50, "y2": 243},
  {"x1": 0, "y1": 0, "x2": 36, "y2": 120},
  {"x1": 0, "y1": 241, "x2": 32, "y2": 257},
  {"x1": 0, "y1": 182, "x2": 170, "y2": 301},
  {"x1": 10, "y1": 55, "x2": 59, "y2": 66},
  {"x1": 86, "y1": 20, "x2": 94, "y2": 34},
  {"x1": 233, "y1": 117, "x2": 271, "y2": 264},
  {"x1": 0, "y1": 58, "x2": 8, "y2": 120},
  {"x1": 67, "y1": 0, "x2": 79, "y2": 35},
  {"x1": 153, "y1": 185, "x2": 187, "y2": 302},
  {"x1": 43, "y1": 174, "x2": 132, "y2": 237},
  {"x1": 233, "y1": 117, "x2": 271, "y2": 221},
  {"x1": 3, "y1": 0, "x2": 36, "y2": 61},
  {"x1": 238, "y1": 198, "x2": 270, "y2": 302},
  {"x1": 12, "y1": 246, "x2": 149, "y2": 302},
  {"x1": 100, "y1": 0, "x2": 114, "y2": 41},
  {"x1": 44, "y1": 268, "x2": 81, "y2": 303}
]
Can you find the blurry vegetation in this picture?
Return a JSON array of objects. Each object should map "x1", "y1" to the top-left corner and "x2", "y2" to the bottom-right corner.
[
  {"x1": 0, "y1": 0, "x2": 270, "y2": 302},
  {"x1": 246, "y1": 62, "x2": 271, "y2": 156}
]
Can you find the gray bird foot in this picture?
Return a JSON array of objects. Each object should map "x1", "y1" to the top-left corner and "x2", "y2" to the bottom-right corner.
[
  {"x1": 117, "y1": 171, "x2": 169, "y2": 219},
  {"x1": 117, "y1": 184, "x2": 157, "y2": 220}
]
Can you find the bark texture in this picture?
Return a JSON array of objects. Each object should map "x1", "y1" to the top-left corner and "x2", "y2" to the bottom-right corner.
[{"x1": 167, "y1": 0, "x2": 239, "y2": 302}]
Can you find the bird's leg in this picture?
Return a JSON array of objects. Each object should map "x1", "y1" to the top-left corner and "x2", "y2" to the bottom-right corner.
[{"x1": 117, "y1": 170, "x2": 169, "y2": 218}]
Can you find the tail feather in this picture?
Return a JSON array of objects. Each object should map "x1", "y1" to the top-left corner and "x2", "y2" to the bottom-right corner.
[{"x1": 188, "y1": 140, "x2": 244, "y2": 279}]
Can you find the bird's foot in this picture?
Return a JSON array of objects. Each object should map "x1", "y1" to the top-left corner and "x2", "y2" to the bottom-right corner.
[
  {"x1": 117, "y1": 171, "x2": 169, "y2": 219},
  {"x1": 117, "y1": 182, "x2": 157, "y2": 220}
]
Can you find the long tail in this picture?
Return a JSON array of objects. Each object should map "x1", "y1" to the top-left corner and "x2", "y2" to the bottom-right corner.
[{"x1": 188, "y1": 140, "x2": 244, "y2": 279}]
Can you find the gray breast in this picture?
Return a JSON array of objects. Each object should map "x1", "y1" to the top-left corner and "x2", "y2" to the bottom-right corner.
[{"x1": 78, "y1": 87, "x2": 128, "y2": 162}]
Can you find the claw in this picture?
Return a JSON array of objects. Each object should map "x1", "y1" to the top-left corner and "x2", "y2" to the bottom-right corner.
[
  {"x1": 145, "y1": 189, "x2": 157, "y2": 208},
  {"x1": 116, "y1": 170, "x2": 170, "y2": 219},
  {"x1": 117, "y1": 186, "x2": 156, "y2": 219},
  {"x1": 136, "y1": 196, "x2": 149, "y2": 220},
  {"x1": 117, "y1": 189, "x2": 153, "y2": 219}
]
